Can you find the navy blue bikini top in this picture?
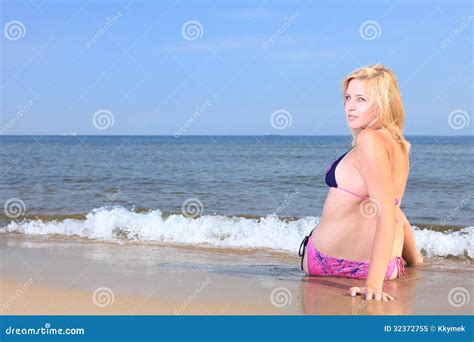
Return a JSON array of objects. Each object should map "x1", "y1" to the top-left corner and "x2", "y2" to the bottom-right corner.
[
  {"x1": 325, "y1": 149, "x2": 351, "y2": 188},
  {"x1": 325, "y1": 147, "x2": 402, "y2": 205}
]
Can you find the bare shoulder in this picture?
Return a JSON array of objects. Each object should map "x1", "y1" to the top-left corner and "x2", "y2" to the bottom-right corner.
[
  {"x1": 355, "y1": 129, "x2": 409, "y2": 191},
  {"x1": 354, "y1": 129, "x2": 390, "y2": 158}
]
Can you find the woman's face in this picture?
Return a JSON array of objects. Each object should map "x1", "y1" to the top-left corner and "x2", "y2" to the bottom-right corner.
[{"x1": 344, "y1": 79, "x2": 379, "y2": 129}]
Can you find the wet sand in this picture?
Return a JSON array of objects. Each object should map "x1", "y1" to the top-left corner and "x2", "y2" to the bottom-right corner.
[{"x1": 0, "y1": 234, "x2": 472, "y2": 315}]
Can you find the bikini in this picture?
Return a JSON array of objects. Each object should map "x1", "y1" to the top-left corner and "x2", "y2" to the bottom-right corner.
[
  {"x1": 325, "y1": 146, "x2": 401, "y2": 206},
  {"x1": 298, "y1": 147, "x2": 407, "y2": 280}
]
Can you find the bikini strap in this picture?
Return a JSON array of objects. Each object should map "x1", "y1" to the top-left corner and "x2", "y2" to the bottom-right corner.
[
  {"x1": 396, "y1": 256, "x2": 408, "y2": 279},
  {"x1": 298, "y1": 229, "x2": 314, "y2": 271},
  {"x1": 336, "y1": 186, "x2": 369, "y2": 200}
]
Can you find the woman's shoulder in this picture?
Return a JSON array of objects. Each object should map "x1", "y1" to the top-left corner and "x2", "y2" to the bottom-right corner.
[
  {"x1": 355, "y1": 128, "x2": 406, "y2": 156},
  {"x1": 355, "y1": 128, "x2": 388, "y2": 142},
  {"x1": 354, "y1": 128, "x2": 409, "y2": 176},
  {"x1": 353, "y1": 128, "x2": 389, "y2": 156}
]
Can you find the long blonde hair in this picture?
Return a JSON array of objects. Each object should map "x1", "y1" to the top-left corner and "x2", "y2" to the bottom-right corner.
[{"x1": 342, "y1": 64, "x2": 411, "y2": 154}]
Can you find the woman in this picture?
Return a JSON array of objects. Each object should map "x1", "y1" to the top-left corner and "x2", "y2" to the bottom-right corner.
[{"x1": 298, "y1": 64, "x2": 423, "y2": 302}]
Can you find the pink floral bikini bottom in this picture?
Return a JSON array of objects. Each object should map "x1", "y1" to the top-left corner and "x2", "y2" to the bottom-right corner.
[{"x1": 299, "y1": 229, "x2": 407, "y2": 280}]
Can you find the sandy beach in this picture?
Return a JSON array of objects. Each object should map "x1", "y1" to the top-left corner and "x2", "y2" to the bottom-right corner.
[{"x1": 0, "y1": 233, "x2": 472, "y2": 315}]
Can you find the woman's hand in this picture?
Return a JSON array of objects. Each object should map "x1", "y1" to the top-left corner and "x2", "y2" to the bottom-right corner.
[{"x1": 349, "y1": 286, "x2": 395, "y2": 301}]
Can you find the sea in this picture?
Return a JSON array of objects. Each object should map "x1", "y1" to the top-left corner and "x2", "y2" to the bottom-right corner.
[{"x1": 0, "y1": 135, "x2": 472, "y2": 260}]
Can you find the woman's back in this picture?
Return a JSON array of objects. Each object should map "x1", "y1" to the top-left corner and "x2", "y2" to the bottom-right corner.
[{"x1": 311, "y1": 129, "x2": 409, "y2": 262}]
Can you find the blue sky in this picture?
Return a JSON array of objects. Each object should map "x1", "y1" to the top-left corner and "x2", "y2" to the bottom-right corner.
[{"x1": 1, "y1": 0, "x2": 472, "y2": 135}]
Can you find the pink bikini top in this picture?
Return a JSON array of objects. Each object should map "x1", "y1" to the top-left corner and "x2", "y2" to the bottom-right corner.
[{"x1": 325, "y1": 148, "x2": 401, "y2": 206}]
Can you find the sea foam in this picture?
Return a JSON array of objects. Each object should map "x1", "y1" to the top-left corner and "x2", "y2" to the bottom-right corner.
[{"x1": 1, "y1": 206, "x2": 472, "y2": 258}]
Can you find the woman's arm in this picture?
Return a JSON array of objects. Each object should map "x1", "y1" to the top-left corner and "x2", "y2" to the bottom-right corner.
[
  {"x1": 400, "y1": 210, "x2": 423, "y2": 266},
  {"x1": 355, "y1": 129, "x2": 397, "y2": 299}
]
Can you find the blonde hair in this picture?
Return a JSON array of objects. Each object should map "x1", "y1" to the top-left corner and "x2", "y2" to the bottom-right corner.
[{"x1": 342, "y1": 64, "x2": 411, "y2": 154}]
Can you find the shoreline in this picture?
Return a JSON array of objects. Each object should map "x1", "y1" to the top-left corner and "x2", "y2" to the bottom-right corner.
[{"x1": 0, "y1": 234, "x2": 472, "y2": 315}]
